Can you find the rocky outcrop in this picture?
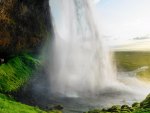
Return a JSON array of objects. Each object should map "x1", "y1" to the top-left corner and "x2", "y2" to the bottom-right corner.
[{"x1": 0, "y1": 0, "x2": 53, "y2": 58}]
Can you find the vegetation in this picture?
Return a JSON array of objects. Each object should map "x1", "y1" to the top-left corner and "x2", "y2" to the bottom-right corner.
[
  {"x1": 115, "y1": 51, "x2": 150, "y2": 80},
  {"x1": 85, "y1": 94, "x2": 150, "y2": 113},
  {"x1": 86, "y1": 108, "x2": 150, "y2": 113},
  {"x1": 0, "y1": 54, "x2": 42, "y2": 113},
  {"x1": 0, "y1": 93, "x2": 46, "y2": 113},
  {"x1": 0, "y1": 0, "x2": 55, "y2": 112},
  {"x1": 0, "y1": 93, "x2": 62, "y2": 113},
  {"x1": 115, "y1": 51, "x2": 150, "y2": 71},
  {"x1": 0, "y1": 54, "x2": 39, "y2": 92},
  {"x1": 1, "y1": 1, "x2": 150, "y2": 113},
  {"x1": 0, "y1": 54, "x2": 62, "y2": 113}
]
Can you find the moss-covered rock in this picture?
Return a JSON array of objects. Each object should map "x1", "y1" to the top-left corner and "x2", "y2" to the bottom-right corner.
[
  {"x1": 85, "y1": 94, "x2": 150, "y2": 113},
  {"x1": 132, "y1": 102, "x2": 140, "y2": 108},
  {"x1": 121, "y1": 105, "x2": 132, "y2": 112},
  {"x1": 85, "y1": 109, "x2": 102, "y2": 113},
  {"x1": 107, "y1": 105, "x2": 121, "y2": 113},
  {"x1": 140, "y1": 94, "x2": 150, "y2": 109}
]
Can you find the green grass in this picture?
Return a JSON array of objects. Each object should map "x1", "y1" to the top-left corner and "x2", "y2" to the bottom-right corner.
[
  {"x1": 0, "y1": 93, "x2": 62, "y2": 113},
  {"x1": 0, "y1": 54, "x2": 39, "y2": 92},
  {"x1": 133, "y1": 109, "x2": 150, "y2": 113},
  {"x1": 115, "y1": 51, "x2": 150, "y2": 80},
  {"x1": 115, "y1": 51, "x2": 150, "y2": 71},
  {"x1": 0, "y1": 93, "x2": 47, "y2": 113},
  {"x1": 0, "y1": 54, "x2": 62, "y2": 113}
]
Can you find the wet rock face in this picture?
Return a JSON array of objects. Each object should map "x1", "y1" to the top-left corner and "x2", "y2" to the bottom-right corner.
[{"x1": 0, "y1": 0, "x2": 52, "y2": 57}]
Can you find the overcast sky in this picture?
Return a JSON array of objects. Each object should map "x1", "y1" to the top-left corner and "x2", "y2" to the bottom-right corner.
[{"x1": 96, "y1": 0, "x2": 150, "y2": 46}]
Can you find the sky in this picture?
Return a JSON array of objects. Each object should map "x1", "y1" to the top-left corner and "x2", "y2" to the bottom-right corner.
[
  {"x1": 50, "y1": 0, "x2": 150, "y2": 49},
  {"x1": 96, "y1": 0, "x2": 150, "y2": 46}
]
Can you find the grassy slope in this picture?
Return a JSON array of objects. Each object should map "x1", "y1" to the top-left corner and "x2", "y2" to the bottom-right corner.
[
  {"x1": 0, "y1": 54, "x2": 45, "y2": 113},
  {"x1": 0, "y1": 54, "x2": 39, "y2": 92},
  {"x1": 0, "y1": 54, "x2": 62, "y2": 113},
  {"x1": 0, "y1": 93, "x2": 61, "y2": 113},
  {"x1": 0, "y1": 93, "x2": 46, "y2": 113}
]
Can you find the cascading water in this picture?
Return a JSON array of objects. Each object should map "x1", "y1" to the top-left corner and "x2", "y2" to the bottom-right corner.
[
  {"x1": 26, "y1": 0, "x2": 150, "y2": 112},
  {"x1": 48, "y1": 0, "x2": 120, "y2": 97}
]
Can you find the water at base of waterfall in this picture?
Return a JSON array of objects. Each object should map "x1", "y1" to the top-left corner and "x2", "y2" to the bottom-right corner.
[{"x1": 38, "y1": 72, "x2": 150, "y2": 113}]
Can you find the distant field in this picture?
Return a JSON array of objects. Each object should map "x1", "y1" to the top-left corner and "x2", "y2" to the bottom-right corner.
[{"x1": 115, "y1": 51, "x2": 150, "y2": 80}]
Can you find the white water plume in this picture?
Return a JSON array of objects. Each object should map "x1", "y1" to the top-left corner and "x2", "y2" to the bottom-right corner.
[
  {"x1": 46, "y1": 0, "x2": 150, "y2": 98},
  {"x1": 47, "y1": 0, "x2": 121, "y2": 97}
]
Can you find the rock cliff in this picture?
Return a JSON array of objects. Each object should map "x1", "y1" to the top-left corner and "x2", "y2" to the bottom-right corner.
[{"x1": 0, "y1": 0, "x2": 52, "y2": 58}]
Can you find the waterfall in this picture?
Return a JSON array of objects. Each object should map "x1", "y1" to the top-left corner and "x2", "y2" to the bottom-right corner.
[{"x1": 47, "y1": 0, "x2": 120, "y2": 97}]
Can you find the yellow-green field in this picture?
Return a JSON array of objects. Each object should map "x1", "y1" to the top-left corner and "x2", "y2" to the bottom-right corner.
[{"x1": 115, "y1": 51, "x2": 150, "y2": 81}]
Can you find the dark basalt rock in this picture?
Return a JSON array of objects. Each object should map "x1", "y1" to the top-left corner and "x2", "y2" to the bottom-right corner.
[
  {"x1": 53, "y1": 105, "x2": 63, "y2": 110},
  {"x1": 0, "y1": 0, "x2": 53, "y2": 56}
]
